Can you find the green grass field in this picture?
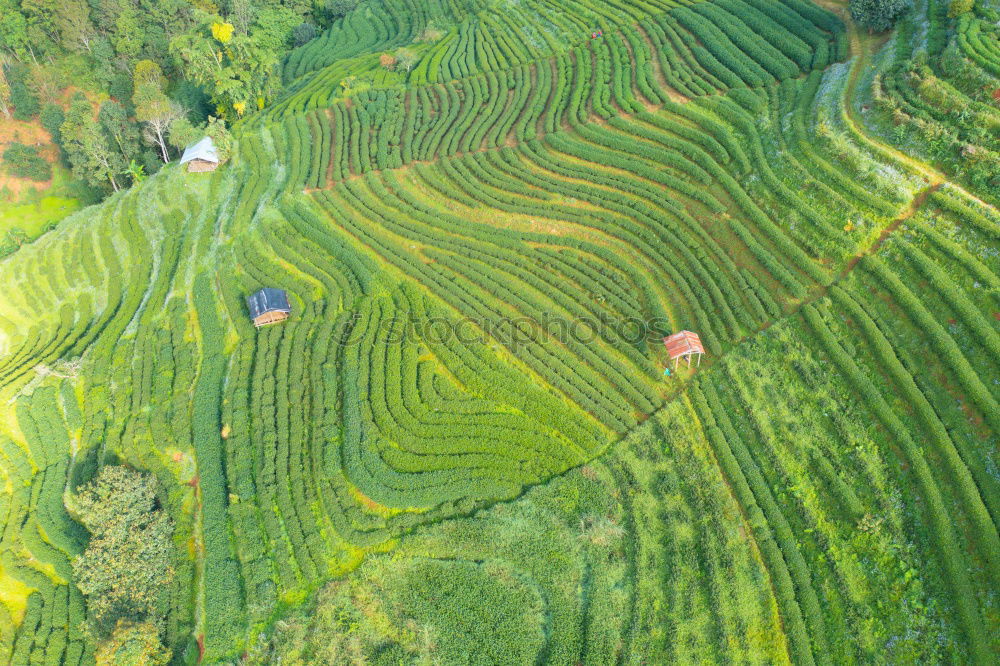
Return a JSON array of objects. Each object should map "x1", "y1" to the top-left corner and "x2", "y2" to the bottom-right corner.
[
  {"x1": 0, "y1": 164, "x2": 83, "y2": 247},
  {"x1": 1, "y1": 0, "x2": 999, "y2": 663}
]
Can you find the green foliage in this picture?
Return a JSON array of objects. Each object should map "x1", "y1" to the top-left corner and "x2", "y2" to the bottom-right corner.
[
  {"x1": 4, "y1": 1, "x2": 1000, "y2": 663},
  {"x1": 850, "y1": 0, "x2": 913, "y2": 33},
  {"x1": 6, "y1": 62, "x2": 39, "y2": 120},
  {"x1": 204, "y1": 115, "x2": 233, "y2": 161},
  {"x1": 71, "y1": 465, "x2": 175, "y2": 638},
  {"x1": 948, "y1": 0, "x2": 974, "y2": 17},
  {"x1": 39, "y1": 103, "x2": 64, "y2": 146},
  {"x1": 61, "y1": 92, "x2": 124, "y2": 190},
  {"x1": 3, "y1": 142, "x2": 51, "y2": 180},
  {"x1": 291, "y1": 22, "x2": 317, "y2": 47},
  {"x1": 98, "y1": 99, "x2": 142, "y2": 170},
  {"x1": 95, "y1": 620, "x2": 171, "y2": 666}
]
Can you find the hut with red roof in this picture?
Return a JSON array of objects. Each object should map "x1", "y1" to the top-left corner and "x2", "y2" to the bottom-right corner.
[{"x1": 663, "y1": 330, "x2": 705, "y2": 370}]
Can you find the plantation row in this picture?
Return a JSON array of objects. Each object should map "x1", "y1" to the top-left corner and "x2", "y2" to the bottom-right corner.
[
  {"x1": 282, "y1": 0, "x2": 697, "y2": 87},
  {"x1": 0, "y1": 386, "x2": 90, "y2": 664},
  {"x1": 289, "y1": 60, "x2": 918, "y2": 432},
  {"x1": 282, "y1": 0, "x2": 454, "y2": 82},
  {"x1": 867, "y1": 0, "x2": 1000, "y2": 198},
  {"x1": 340, "y1": 286, "x2": 589, "y2": 508},
  {"x1": 267, "y1": 0, "x2": 843, "y2": 134}
]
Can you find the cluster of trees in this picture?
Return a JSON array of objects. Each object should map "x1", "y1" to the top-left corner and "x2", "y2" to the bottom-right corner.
[
  {"x1": 0, "y1": 0, "x2": 364, "y2": 196},
  {"x1": 70, "y1": 465, "x2": 175, "y2": 663},
  {"x1": 0, "y1": 0, "x2": 361, "y2": 118}
]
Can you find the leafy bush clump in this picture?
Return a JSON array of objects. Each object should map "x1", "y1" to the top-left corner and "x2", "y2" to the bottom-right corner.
[
  {"x1": 850, "y1": 0, "x2": 912, "y2": 33},
  {"x1": 3, "y1": 142, "x2": 51, "y2": 181}
]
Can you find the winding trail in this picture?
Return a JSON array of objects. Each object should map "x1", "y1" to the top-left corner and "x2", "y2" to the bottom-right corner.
[{"x1": 823, "y1": 0, "x2": 1000, "y2": 215}]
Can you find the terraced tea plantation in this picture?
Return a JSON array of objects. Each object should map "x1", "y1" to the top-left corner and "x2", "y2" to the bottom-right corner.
[{"x1": 1, "y1": 0, "x2": 999, "y2": 662}]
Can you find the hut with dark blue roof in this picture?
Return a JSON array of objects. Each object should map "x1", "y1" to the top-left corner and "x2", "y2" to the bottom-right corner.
[{"x1": 247, "y1": 288, "x2": 291, "y2": 327}]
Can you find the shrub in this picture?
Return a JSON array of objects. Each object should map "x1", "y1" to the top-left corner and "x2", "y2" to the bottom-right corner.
[
  {"x1": 6, "y1": 63, "x2": 39, "y2": 120},
  {"x1": 3, "y1": 142, "x2": 51, "y2": 181},
  {"x1": 948, "y1": 0, "x2": 974, "y2": 17},
  {"x1": 40, "y1": 104, "x2": 65, "y2": 146},
  {"x1": 850, "y1": 0, "x2": 912, "y2": 33},
  {"x1": 292, "y1": 22, "x2": 318, "y2": 47}
]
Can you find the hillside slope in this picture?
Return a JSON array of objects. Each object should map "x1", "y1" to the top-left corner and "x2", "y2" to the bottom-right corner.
[{"x1": 1, "y1": 0, "x2": 999, "y2": 662}]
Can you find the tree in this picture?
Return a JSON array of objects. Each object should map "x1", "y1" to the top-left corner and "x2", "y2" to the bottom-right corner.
[
  {"x1": 849, "y1": 0, "x2": 912, "y2": 33},
  {"x1": 170, "y1": 18, "x2": 280, "y2": 119},
  {"x1": 112, "y1": 5, "x2": 143, "y2": 61},
  {"x1": 40, "y1": 103, "x2": 65, "y2": 146},
  {"x1": 19, "y1": 0, "x2": 58, "y2": 60},
  {"x1": 6, "y1": 62, "x2": 39, "y2": 120},
  {"x1": 167, "y1": 115, "x2": 200, "y2": 154},
  {"x1": 133, "y1": 61, "x2": 181, "y2": 162},
  {"x1": 133, "y1": 59, "x2": 165, "y2": 91},
  {"x1": 0, "y1": 61, "x2": 10, "y2": 118},
  {"x1": 315, "y1": 0, "x2": 359, "y2": 25},
  {"x1": 51, "y1": 0, "x2": 97, "y2": 53},
  {"x1": 95, "y1": 620, "x2": 171, "y2": 666},
  {"x1": 29, "y1": 63, "x2": 63, "y2": 106},
  {"x1": 227, "y1": 0, "x2": 256, "y2": 36},
  {"x1": 0, "y1": 0, "x2": 30, "y2": 60},
  {"x1": 395, "y1": 48, "x2": 418, "y2": 73},
  {"x1": 292, "y1": 22, "x2": 317, "y2": 47},
  {"x1": 71, "y1": 465, "x2": 175, "y2": 637},
  {"x1": 204, "y1": 115, "x2": 233, "y2": 161},
  {"x1": 98, "y1": 99, "x2": 141, "y2": 165},
  {"x1": 61, "y1": 93, "x2": 123, "y2": 191},
  {"x1": 379, "y1": 53, "x2": 398, "y2": 70}
]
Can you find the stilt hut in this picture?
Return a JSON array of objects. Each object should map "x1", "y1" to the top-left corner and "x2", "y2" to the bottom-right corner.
[
  {"x1": 663, "y1": 330, "x2": 705, "y2": 369},
  {"x1": 247, "y1": 288, "x2": 291, "y2": 327}
]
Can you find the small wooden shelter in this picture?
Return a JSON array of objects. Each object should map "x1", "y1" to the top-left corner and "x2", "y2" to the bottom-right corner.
[
  {"x1": 247, "y1": 288, "x2": 291, "y2": 327},
  {"x1": 179, "y1": 136, "x2": 220, "y2": 172},
  {"x1": 663, "y1": 330, "x2": 705, "y2": 369}
]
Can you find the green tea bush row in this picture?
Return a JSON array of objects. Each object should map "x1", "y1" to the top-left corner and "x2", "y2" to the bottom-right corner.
[
  {"x1": 863, "y1": 256, "x2": 1000, "y2": 432},
  {"x1": 801, "y1": 303, "x2": 992, "y2": 662},
  {"x1": 828, "y1": 284, "x2": 1000, "y2": 582},
  {"x1": 689, "y1": 382, "x2": 821, "y2": 666},
  {"x1": 191, "y1": 275, "x2": 246, "y2": 658}
]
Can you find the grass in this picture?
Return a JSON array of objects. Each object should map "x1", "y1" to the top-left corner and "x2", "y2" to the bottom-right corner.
[{"x1": 0, "y1": 165, "x2": 84, "y2": 243}]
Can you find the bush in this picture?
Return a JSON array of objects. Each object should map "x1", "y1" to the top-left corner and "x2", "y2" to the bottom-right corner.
[
  {"x1": 3, "y1": 142, "x2": 51, "y2": 181},
  {"x1": 6, "y1": 63, "x2": 39, "y2": 120},
  {"x1": 292, "y1": 22, "x2": 318, "y2": 47},
  {"x1": 850, "y1": 0, "x2": 912, "y2": 33},
  {"x1": 40, "y1": 104, "x2": 65, "y2": 146},
  {"x1": 948, "y1": 0, "x2": 974, "y2": 16}
]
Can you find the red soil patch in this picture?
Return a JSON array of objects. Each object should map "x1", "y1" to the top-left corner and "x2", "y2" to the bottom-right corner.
[{"x1": 196, "y1": 634, "x2": 205, "y2": 662}]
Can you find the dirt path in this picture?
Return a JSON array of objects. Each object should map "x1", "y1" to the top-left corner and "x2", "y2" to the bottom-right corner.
[{"x1": 824, "y1": 0, "x2": 1000, "y2": 218}]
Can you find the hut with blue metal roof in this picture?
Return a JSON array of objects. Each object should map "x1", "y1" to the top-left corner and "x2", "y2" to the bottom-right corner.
[{"x1": 247, "y1": 288, "x2": 290, "y2": 327}]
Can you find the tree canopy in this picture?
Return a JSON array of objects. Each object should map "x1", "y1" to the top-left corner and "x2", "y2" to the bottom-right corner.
[
  {"x1": 849, "y1": 0, "x2": 912, "y2": 33},
  {"x1": 71, "y1": 465, "x2": 175, "y2": 639}
]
